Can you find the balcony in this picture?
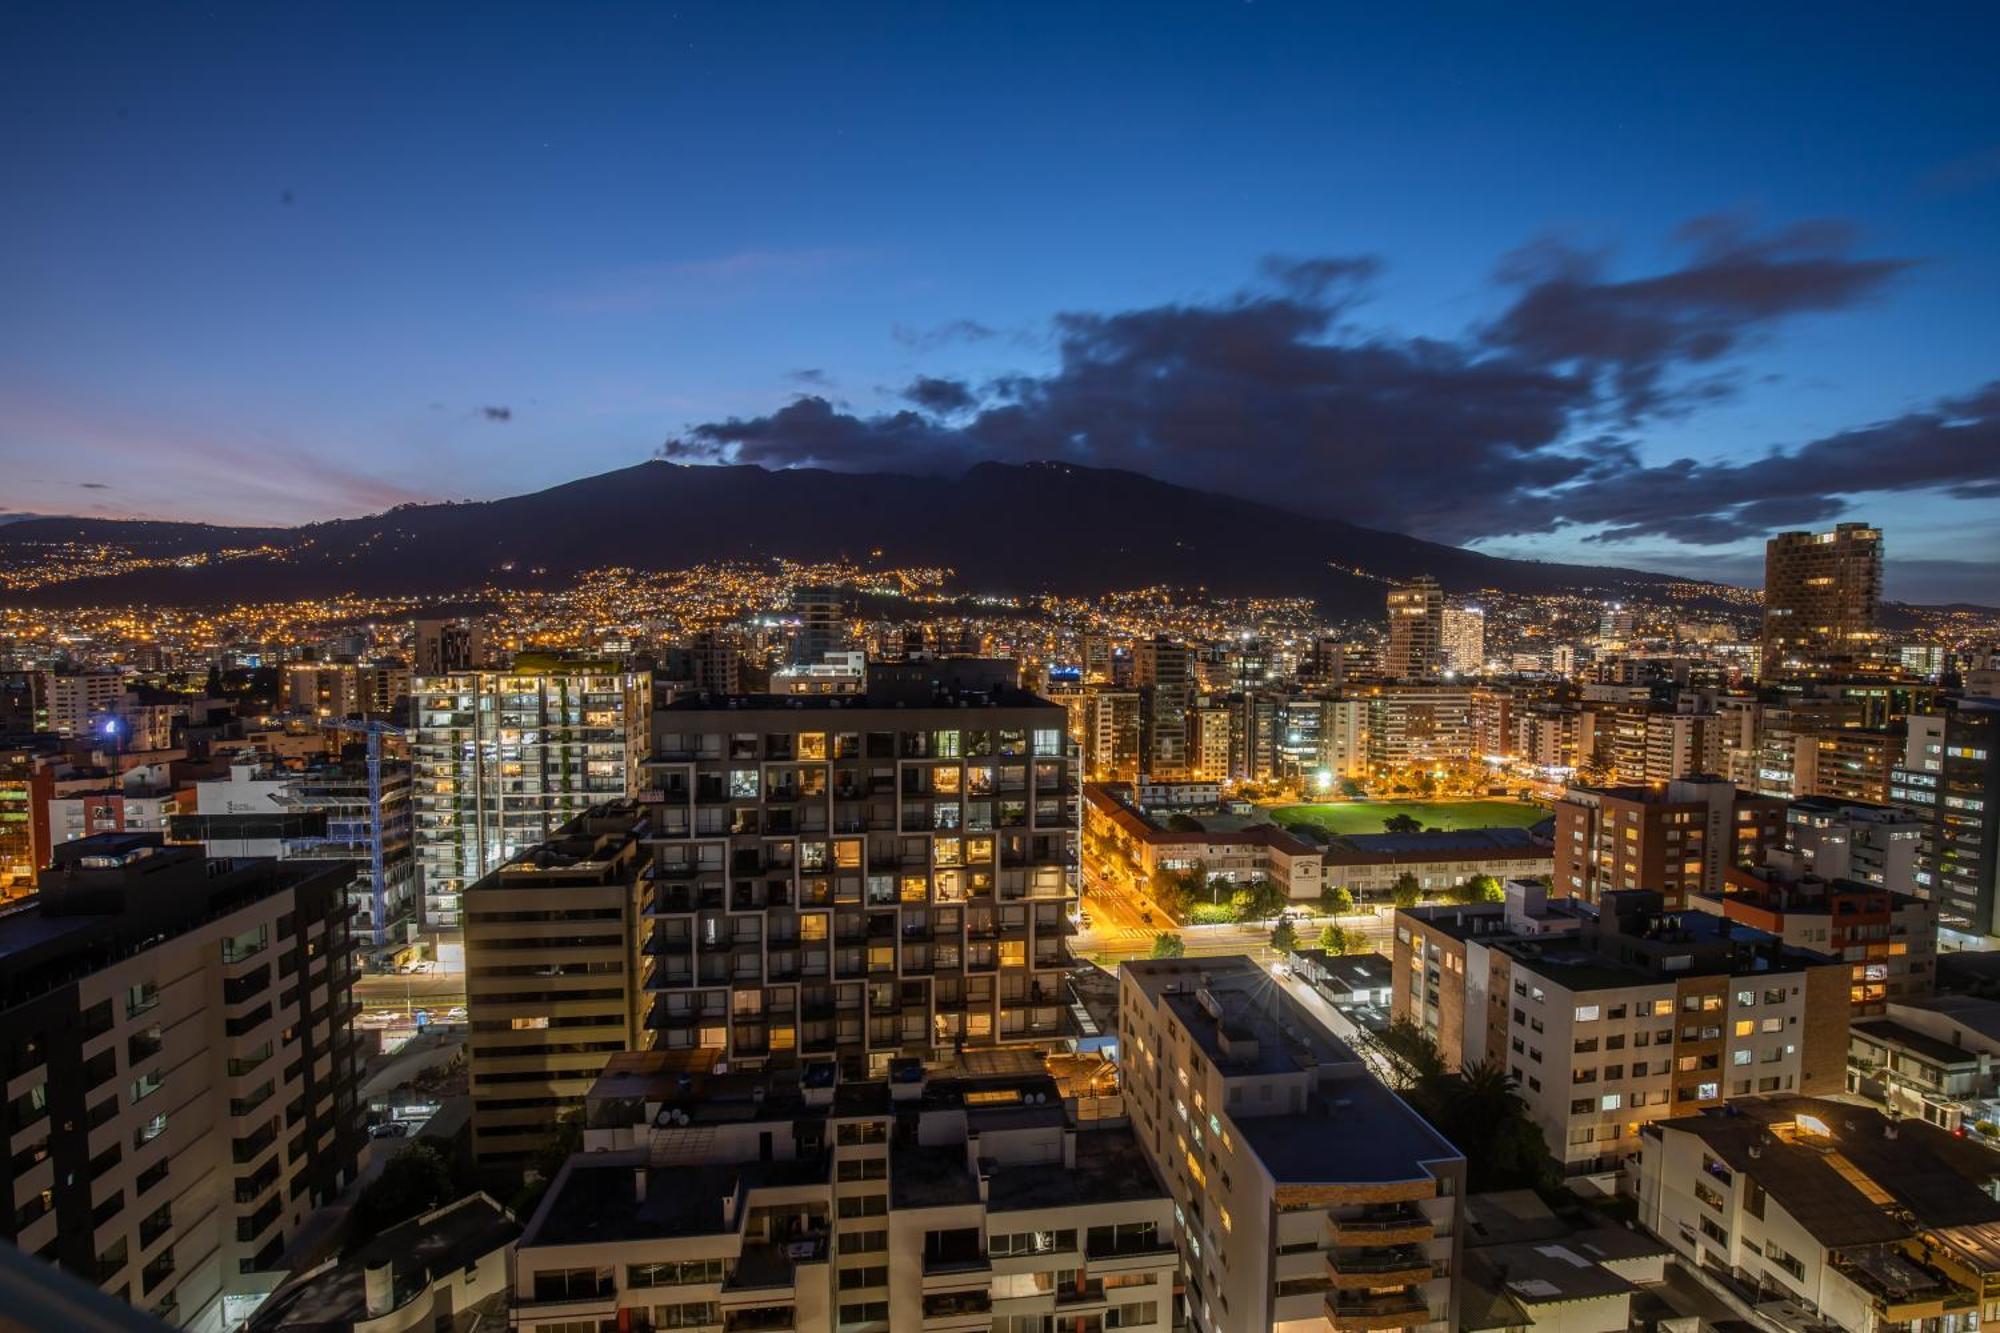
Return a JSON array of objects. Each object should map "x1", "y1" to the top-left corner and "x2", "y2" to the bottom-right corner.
[
  {"x1": 1325, "y1": 1291, "x2": 1432, "y2": 1331},
  {"x1": 1327, "y1": 1247, "x2": 1433, "y2": 1289},
  {"x1": 723, "y1": 1306, "x2": 796, "y2": 1333},
  {"x1": 1327, "y1": 1207, "x2": 1433, "y2": 1248}
]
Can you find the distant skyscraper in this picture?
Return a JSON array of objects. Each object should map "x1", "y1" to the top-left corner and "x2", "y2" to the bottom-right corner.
[
  {"x1": 789, "y1": 583, "x2": 851, "y2": 664},
  {"x1": 1132, "y1": 637, "x2": 1194, "y2": 776},
  {"x1": 412, "y1": 617, "x2": 487, "y2": 675},
  {"x1": 1440, "y1": 605, "x2": 1485, "y2": 673},
  {"x1": 1598, "y1": 601, "x2": 1636, "y2": 643},
  {"x1": 1760, "y1": 523, "x2": 1883, "y2": 679},
  {"x1": 1384, "y1": 575, "x2": 1443, "y2": 678},
  {"x1": 411, "y1": 655, "x2": 650, "y2": 927}
]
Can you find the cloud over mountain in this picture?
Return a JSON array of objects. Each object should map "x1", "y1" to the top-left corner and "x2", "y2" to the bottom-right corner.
[{"x1": 665, "y1": 220, "x2": 1968, "y2": 549}]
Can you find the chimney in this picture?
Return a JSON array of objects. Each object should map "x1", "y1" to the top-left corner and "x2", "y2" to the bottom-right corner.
[
  {"x1": 634, "y1": 1167, "x2": 648, "y2": 1203},
  {"x1": 363, "y1": 1260, "x2": 394, "y2": 1317}
]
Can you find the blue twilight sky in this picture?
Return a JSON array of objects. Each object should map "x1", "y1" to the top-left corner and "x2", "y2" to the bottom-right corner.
[{"x1": 3, "y1": 3, "x2": 1998, "y2": 601}]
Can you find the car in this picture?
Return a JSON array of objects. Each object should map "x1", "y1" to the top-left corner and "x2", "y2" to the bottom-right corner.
[
  {"x1": 444, "y1": 1006, "x2": 467, "y2": 1019},
  {"x1": 369, "y1": 1122, "x2": 408, "y2": 1139}
]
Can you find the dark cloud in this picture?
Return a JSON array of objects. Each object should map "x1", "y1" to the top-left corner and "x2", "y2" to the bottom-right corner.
[
  {"x1": 675, "y1": 222, "x2": 1944, "y2": 548},
  {"x1": 77, "y1": 482, "x2": 110, "y2": 489},
  {"x1": 903, "y1": 376, "x2": 978, "y2": 415},
  {"x1": 479, "y1": 405, "x2": 513, "y2": 422},
  {"x1": 1484, "y1": 216, "x2": 1913, "y2": 417},
  {"x1": 1503, "y1": 381, "x2": 2000, "y2": 545},
  {"x1": 787, "y1": 368, "x2": 832, "y2": 387},
  {"x1": 891, "y1": 318, "x2": 997, "y2": 351}
]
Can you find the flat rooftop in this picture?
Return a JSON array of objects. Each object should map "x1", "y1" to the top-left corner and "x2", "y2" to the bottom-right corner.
[
  {"x1": 986, "y1": 1126, "x2": 1168, "y2": 1213},
  {"x1": 525, "y1": 1151, "x2": 830, "y2": 1248}
]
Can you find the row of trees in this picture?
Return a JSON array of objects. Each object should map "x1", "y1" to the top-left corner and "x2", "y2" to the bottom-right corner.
[{"x1": 1375, "y1": 1020, "x2": 1558, "y2": 1193}]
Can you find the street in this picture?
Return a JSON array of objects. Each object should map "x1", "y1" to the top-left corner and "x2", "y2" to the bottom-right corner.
[{"x1": 354, "y1": 970, "x2": 466, "y2": 1018}]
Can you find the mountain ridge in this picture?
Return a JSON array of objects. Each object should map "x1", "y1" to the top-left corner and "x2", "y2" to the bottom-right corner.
[{"x1": 1, "y1": 459, "x2": 1728, "y2": 612}]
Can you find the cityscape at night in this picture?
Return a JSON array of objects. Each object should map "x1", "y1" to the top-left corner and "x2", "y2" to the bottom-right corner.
[{"x1": 4, "y1": 6, "x2": 2000, "y2": 1333}]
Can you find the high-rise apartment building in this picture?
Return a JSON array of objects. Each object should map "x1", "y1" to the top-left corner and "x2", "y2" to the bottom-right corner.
[
  {"x1": 1934, "y1": 700, "x2": 2000, "y2": 939},
  {"x1": 1598, "y1": 602, "x2": 1636, "y2": 644},
  {"x1": 789, "y1": 584, "x2": 851, "y2": 664},
  {"x1": 644, "y1": 666, "x2": 1078, "y2": 1075},
  {"x1": 41, "y1": 669, "x2": 125, "y2": 738},
  {"x1": 1385, "y1": 576, "x2": 1444, "y2": 679},
  {"x1": 1119, "y1": 956, "x2": 1466, "y2": 1332},
  {"x1": 411, "y1": 656, "x2": 650, "y2": 928},
  {"x1": 0, "y1": 752, "x2": 53, "y2": 895},
  {"x1": 1554, "y1": 777, "x2": 1785, "y2": 908},
  {"x1": 411, "y1": 618, "x2": 487, "y2": 676},
  {"x1": 1440, "y1": 604, "x2": 1485, "y2": 674},
  {"x1": 463, "y1": 803, "x2": 649, "y2": 1167},
  {"x1": 1395, "y1": 889, "x2": 1850, "y2": 1177},
  {"x1": 1760, "y1": 523, "x2": 1883, "y2": 679},
  {"x1": 687, "y1": 628, "x2": 745, "y2": 694},
  {"x1": 0, "y1": 835, "x2": 363, "y2": 1329},
  {"x1": 1358, "y1": 682, "x2": 1473, "y2": 771},
  {"x1": 1132, "y1": 638, "x2": 1193, "y2": 778},
  {"x1": 282, "y1": 662, "x2": 410, "y2": 719}
]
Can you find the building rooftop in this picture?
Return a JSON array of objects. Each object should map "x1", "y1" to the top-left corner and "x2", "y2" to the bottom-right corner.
[
  {"x1": 1897, "y1": 995, "x2": 2000, "y2": 1048},
  {"x1": 1853, "y1": 1018, "x2": 1983, "y2": 1067},
  {"x1": 1336, "y1": 827, "x2": 1546, "y2": 857},
  {"x1": 249, "y1": 1193, "x2": 517, "y2": 1332},
  {"x1": 1648, "y1": 1097, "x2": 2000, "y2": 1249},
  {"x1": 986, "y1": 1126, "x2": 1167, "y2": 1213},
  {"x1": 524, "y1": 1151, "x2": 830, "y2": 1248}
]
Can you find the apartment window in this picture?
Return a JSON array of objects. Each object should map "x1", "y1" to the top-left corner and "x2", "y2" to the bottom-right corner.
[
  {"x1": 1574, "y1": 1004, "x2": 1600, "y2": 1022},
  {"x1": 628, "y1": 1258, "x2": 726, "y2": 1287},
  {"x1": 839, "y1": 1302, "x2": 889, "y2": 1325}
]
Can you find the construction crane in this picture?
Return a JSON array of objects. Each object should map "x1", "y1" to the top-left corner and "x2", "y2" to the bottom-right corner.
[{"x1": 320, "y1": 717, "x2": 406, "y2": 949}]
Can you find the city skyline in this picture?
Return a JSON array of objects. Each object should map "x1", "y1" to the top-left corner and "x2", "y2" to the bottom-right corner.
[{"x1": 5, "y1": 6, "x2": 2000, "y2": 602}]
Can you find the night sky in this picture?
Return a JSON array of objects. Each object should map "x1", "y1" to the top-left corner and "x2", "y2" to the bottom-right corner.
[{"x1": 4, "y1": 4, "x2": 1998, "y2": 601}]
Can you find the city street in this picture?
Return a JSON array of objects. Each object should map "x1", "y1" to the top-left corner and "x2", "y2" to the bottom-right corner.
[{"x1": 354, "y1": 970, "x2": 466, "y2": 1018}]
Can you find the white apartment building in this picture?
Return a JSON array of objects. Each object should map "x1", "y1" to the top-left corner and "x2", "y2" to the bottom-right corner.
[
  {"x1": 41, "y1": 670, "x2": 125, "y2": 738},
  {"x1": 0, "y1": 835, "x2": 363, "y2": 1332},
  {"x1": 1636, "y1": 1096, "x2": 2000, "y2": 1332},
  {"x1": 512, "y1": 1056, "x2": 1175, "y2": 1333},
  {"x1": 1119, "y1": 956, "x2": 1465, "y2": 1333},
  {"x1": 1396, "y1": 890, "x2": 1851, "y2": 1179}
]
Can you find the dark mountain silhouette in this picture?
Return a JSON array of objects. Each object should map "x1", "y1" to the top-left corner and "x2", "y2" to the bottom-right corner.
[{"x1": 0, "y1": 460, "x2": 1721, "y2": 611}]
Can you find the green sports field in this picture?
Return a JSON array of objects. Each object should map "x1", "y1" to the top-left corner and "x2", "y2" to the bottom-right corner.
[{"x1": 1266, "y1": 799, "x2": 1548, "y2": 835}]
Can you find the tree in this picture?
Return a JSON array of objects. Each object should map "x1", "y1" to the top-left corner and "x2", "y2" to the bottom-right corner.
[
  {"x1": 1317, "y1": 884, "x2": 1357, "y2": 917},
  {"x1": 350, "y1": 1142, "x2": 456, "y2": 1244},
  {"x1": 1317, "y1": 923, "x2": 1354, "y2": 955},
  {"x1": 1377, "y1": 1019, "x2": 1447, "y2": 1087},
  {"x1": 1165, "y1": 813, "x2": 1204, "y2": 832},
  {"x1": 1270, "y1": 919, "x2": 1299, "y2": 955},
  {"x1": 1390, "y1": 872, "x2": 1423, "y2": 910},
  {"x1": 1450, "y1": 874, "x2": 1504, "y2": 905},
  {"x1": 1228, "y1": 887, "x2": 1257, "y2": 922},
  {"x1": 1403, "y1": 1060, "x2": 1558, "y2": 1193},
  {"x1": 1383, "y1": 812, "x2": 1423, "y2": 834},
  {"x1": 1149, "y1": 932, "x2": 1185, "y2": 959}
]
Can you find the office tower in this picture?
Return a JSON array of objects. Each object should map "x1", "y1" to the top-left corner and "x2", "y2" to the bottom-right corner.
[
  {"x1": 282, "y1": 662, "x2": 410, "y2": 719},
  {"x1": 645, "y1": 666, "x2": 1077, "y2": 1073},
  {"x1": 411, "y1": 655, "x2": 651, "y2": 928},
  {"x1": 179, "y1": 755, "x2": 417, "y2": 948},
  {"x1": 1901, "y1": 644, "x2": 1948, "y2": 680},
  {"x1": 1384, "y1": 576, "x2": 1444, "y2": 678},
  {"x1": 789, "y1": 584, "x2": 851, "y2": 664},
  {"x1": 1395, "y1": 888, "x2": 1849, "y2": 1177},
  {"x1": 1132, "y1": 637, "x2": 1193, "y2": 778},
  {"x1": 412, "y1": 618, "x2": 487, "y2": 675},
  {"x1": 1440, "y1": 604, "x2": 1486, "y2": 673},
  {"x1": 511, "y1": 1059, "x2": 1175, "y2": 1333},
  {"x1": 0, "y1": 835, "x2": 362, "y2": 1328},
  {"x1": 1759, "y1": 522, "x2": 1883, "y2": 679},
  {"x1": 1636, "y1": 1099, "x2": 2000, "y2": 1330},
  {"x1": 40, "y1": 669, "x2": 124, "y2": 738},
  {"x1": 1554, "y1": 777, "x2": 1785, "y2": 908},
  {"x1": 1119, "y1": 956, "x2": 1466, "y2": 1332},
  {"x1": 1934, "y1": 701, "x2": 2000, "y2": 939},
  {"x1": 463, "y1": 803, "x2": 648, "y2": 1167}
]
